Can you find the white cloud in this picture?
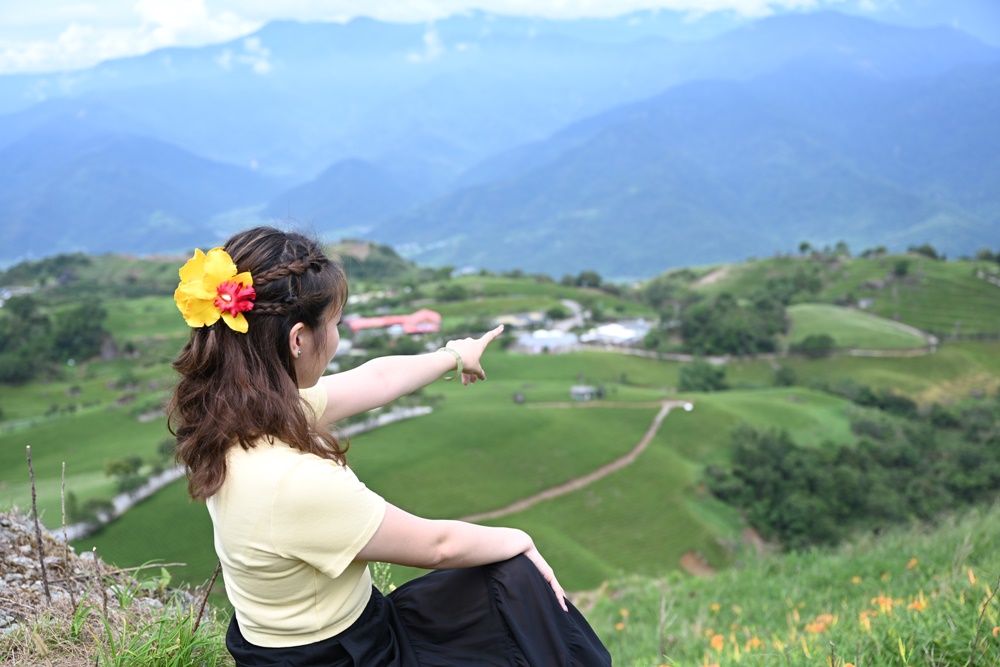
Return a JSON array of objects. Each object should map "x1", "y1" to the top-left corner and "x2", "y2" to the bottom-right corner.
[
  {"x1": 0, "y1": 0, "x2": 853, "y2": 74},
  {"x1": 239, "y1": 36, "x2": 272, "y2": 74},
  {"x1": 407, "y1": 25, "x2": 445, "y2": 63},
  {"x1": 0, "y1": 0, "x2": 258, "y2": 73}
]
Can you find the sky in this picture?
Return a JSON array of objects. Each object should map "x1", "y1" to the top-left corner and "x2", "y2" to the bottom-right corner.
[{"x1": 0, "y1": 0, "x2": 861, "y2": 74}]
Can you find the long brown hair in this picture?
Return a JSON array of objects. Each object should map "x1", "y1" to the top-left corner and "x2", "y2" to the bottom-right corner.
[{"x1": 169, "y1": 226, "x2": 349, "y2": 500}]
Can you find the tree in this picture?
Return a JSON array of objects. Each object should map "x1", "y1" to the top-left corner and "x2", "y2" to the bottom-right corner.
[
  {"x1": 678, "y1": 359, "x2": 728, "y2": 392},
  {"x1": 545, "y1": 305, "x2": 570, "y2": 320},
  {"x1": 50, "y1": 298, "x2": 108, "y2": 361},
  {"x1": 681, "y1": 293, "x2": 786, "y2": 356},
  {"x1": 798, "y1": 241, "x2": 812, "y2": 255},
  {"x1": 908, "y1": 244, "x2": 941, "y2": 260},
  {"x1": 105, "y1": 455, "x2": 146, "y2": 493},
  {"x1": 974, "y1": 248, "x2": 997, "y2": 263},
  {"x1": 773, "y1": 366, "x2": 797, "y2": 387},
  {"x1": 435, "y1": 284, "x2": 468, "y2": 302},
  {"x1": 893, "y1": 259, "x2": 910, "y2": 278},
  {"x1": 791, "y1": 334, "x2": 836, "y2": 358},
  {"x1": 860, "y1": 246, "x2": 887, "y2": 258},
  {"x1": 575, "y1": 270, "x2": 602, "y2": 289}
]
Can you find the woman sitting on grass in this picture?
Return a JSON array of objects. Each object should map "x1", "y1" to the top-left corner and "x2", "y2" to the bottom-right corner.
[{"x1": 169, "y1": 226, "x2": 610, "y2": 666}]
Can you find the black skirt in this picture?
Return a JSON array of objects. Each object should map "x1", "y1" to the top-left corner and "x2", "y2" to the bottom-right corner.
[{"x1": 226, "y1": 555, "x2": 612, "y2": 666}]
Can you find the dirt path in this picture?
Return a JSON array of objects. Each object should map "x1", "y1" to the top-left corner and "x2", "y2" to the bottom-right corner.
[
  {"x1": 692, "y1": 266, "x2": 730, "y2": 288},
  {"x1": 459, "y1": 400, "x2": 688, "y2": 522}
]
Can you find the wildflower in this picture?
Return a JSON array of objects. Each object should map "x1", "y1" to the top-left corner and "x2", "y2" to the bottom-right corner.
[
  {"x1": 731, "y1": 604, "x2": 742, "y2": 614},
  {"x1": 906, "y1": 558, "x2": 918, "y2": 569},
  {"x1": 908, "y1": 592, "x2": 928, "y2": 613},
  {"x1": 805, "y1": 613, "x2": 836, "y2": 634},
  {"x1": 710, "y1": 634, "x2": 724, "y2": 652},
  {"x1": 871, "y1": 595, "x2": 894, "y2": 613},
  {"x1": 851, "y1": 576, "x2": 861, "y2": 584},
  {"x1": 746, "y1": 636, "x2": 763, "y2": 651},
  {"x1": 992, "y1": 626, "x2": 999, "y2": 637},
  {"x1": 614, "y1": 622, "x2": 625, "y2": 631},
  {"x1": 619, "y1": 608, "x2": 629, "y2": 618},
  {"x1": 858, "y1": 611, "x2": 872, "y2": 632},
  {"x1": 969, "y1": 568, "x2": 977, "y2": 585},
  {"x1": 710, "y1": 603, "x2": 720, "y2": 612},
  {"x1": 880, "y1": 571, "x2": 890, "y2": 581}
]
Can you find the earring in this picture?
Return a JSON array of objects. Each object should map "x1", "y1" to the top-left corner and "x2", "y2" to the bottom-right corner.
[{"x1": 296, "y1": 349, "x2": 302, "y2": 358}]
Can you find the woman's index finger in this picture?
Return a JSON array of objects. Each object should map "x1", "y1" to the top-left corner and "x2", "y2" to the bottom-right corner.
[{"x1": 480, "y1": 324, "x2": 505, "y2": 344}]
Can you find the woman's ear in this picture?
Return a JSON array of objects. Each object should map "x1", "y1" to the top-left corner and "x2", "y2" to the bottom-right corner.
[{"x1": 288, "y1": 322, "x2": 306, "y2": 358}]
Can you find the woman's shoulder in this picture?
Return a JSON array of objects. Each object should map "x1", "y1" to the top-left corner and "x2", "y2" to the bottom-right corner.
[{"x1": 298, "y1": 382, "x2": 328, "y2": 424}]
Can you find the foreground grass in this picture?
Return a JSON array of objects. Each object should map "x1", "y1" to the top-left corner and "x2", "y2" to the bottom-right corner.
[
  {"x1": 589, "y1": 504, "x2": 1000, "y2": 667},
  {"x1": 12, "y1": 504, "x2": 1000, "y2": 666}
]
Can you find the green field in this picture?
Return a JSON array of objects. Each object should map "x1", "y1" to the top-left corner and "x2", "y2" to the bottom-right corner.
[
  {"x1": 785, "y1": 303, "x2": 928, "y2": 349},
  {"x1": 70, "y1": 380, "x2": 865, "y2": 592},
  {"x1": 3, "y1": 341, "x2": 993, "y2": 594},
  {"x1": 1, "y1": 253, "x2": 997, "y2": 610}
]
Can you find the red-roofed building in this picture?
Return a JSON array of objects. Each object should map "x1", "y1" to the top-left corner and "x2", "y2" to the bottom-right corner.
[{"x1": 343, "y1": 308, "x2": 442, "y2": 336}]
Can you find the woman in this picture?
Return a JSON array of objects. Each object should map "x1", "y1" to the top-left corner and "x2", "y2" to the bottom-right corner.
[{"x1": 169, "y1": 227, "x2": 611, "y2": 666}]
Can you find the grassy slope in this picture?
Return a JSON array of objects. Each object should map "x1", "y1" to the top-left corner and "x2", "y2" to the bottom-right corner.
[
  {"x1": 693, "y1": 255, "x2": 1000, "y2": 336},
  {"x1": 590, "y1": 503, "x2": 1000, "y2": 666},
  {"x1": 785, "y1": 303, "x2": 927, "y2": 349}
]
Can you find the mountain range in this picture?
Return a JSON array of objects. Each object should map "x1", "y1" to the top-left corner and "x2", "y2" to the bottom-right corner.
[{"x1": 0, "y1": 8, "x2": 998, "y2": 276}]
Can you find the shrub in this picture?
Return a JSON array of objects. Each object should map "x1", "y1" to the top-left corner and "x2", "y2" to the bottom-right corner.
[
  {"x1": 678, "y1": 359, "x2": 728, "y2": 392},
  {"x1": 791, "y1": 333, "x2": 836, "y2": 358},
  {"x1": 773, "y1": 365, "x2": 797, "y2": 387}
]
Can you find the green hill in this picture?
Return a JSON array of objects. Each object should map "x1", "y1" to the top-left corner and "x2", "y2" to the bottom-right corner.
[{"x1": 689, "y1": 255, "x2": 1000, "y2": 337}]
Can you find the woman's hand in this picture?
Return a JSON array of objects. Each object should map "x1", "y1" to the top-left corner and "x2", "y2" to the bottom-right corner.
[
  {"x1": 523, "y1": 545, "x2": 569, "y2": 612},
  {"x1": 444, "y1": 324, "x2": 504, "y2": 386}
]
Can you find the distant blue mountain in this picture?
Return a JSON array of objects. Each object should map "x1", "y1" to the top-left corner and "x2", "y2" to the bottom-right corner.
[
  {"x1": 371, "y1": 60, "x2": 1000, "y2": 277},
  {"x1": 0, "y1": 10, "x2": 993, "y2": 192},
  {"x1": 265, "y1": 158, "x2": 422, "y2": 230},
  {"x1": 0, "y1": 11, "x2": 997, "y2": 272},
  {"x1": 0, "y1": 115, "x2": 278, "y2": 261},
  {"x1": 835, "y1": 0, "x2": 1000, "y2": 47}
]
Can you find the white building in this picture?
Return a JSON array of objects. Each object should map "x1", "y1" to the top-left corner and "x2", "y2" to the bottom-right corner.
[
  {"x1": 580, "y1": 319, "x2": 650, "y2": 345},
  {"x1": 515, "y1": 329, "x2": 580, "y2": 354}
]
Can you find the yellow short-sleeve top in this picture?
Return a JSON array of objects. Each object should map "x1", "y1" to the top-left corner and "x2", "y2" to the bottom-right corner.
[{"x1": 206, "y1": 384, "x2": 387, "y2": 648}]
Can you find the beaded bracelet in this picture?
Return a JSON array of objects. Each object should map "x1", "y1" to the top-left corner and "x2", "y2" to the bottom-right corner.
[{"x1": 437, "y1": 347, "x2": 463, "y2": 381}]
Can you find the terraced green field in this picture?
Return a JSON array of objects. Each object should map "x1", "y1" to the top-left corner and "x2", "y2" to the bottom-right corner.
[{"x1": 693, "y1": 255, "x2": 1000, "y2": 336}]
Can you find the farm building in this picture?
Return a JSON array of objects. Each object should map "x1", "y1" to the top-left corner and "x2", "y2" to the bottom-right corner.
[
  {"x1": 514, "y1": 329, "x2": 579, "y2": 354},
  {"x1": 343, "y1": 308, "x2": 441, "y2": 336}
]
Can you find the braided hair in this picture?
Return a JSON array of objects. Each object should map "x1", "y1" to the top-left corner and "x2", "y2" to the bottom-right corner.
[{"x1": 169, "y1": 227, "x2": 349, "y2": 500}]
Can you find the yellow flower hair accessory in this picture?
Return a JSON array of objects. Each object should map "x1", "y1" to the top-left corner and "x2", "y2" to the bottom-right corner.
[{"x1": 174, "y1": 248, "x2": 256, "y2": 333}]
